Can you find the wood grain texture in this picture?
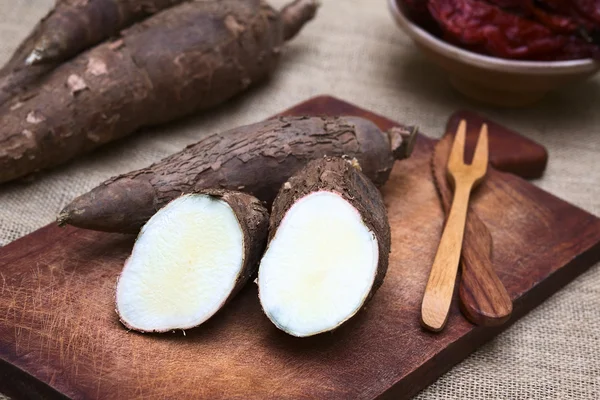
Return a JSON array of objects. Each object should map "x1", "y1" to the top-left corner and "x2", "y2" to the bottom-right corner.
[
  {"x1": 422, "y1": 121, "x2": 489, "y2": 332},
  {"x1": 433, "y1": 127, "x2": 513, "y2": 327},
  {"x1": 1, "y1": 96, "x2": 599, "y2": 400}
]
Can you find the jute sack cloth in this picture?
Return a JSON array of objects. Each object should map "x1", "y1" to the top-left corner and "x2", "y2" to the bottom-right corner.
[{"x1": 0, "y1": 0, "x2": 598, "y2": 398}]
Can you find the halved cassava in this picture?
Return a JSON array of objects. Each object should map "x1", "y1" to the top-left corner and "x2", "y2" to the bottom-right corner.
[
  {"x1": 116, "y1": 190, "x2": 268, "y2": 332},
  {"x1": 59, "y1": 116, "x2": 416, "y2": 233},
  {"x1": 0, "y1": 0, "x2": 319, "y2": 184},
  {"x1": 258, "y1": 157, "x2": 391, "y2": 337}
]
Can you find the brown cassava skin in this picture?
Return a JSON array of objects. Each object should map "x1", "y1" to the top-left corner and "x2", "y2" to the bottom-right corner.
[
  {"x1": 0, "y1": 64, "x2": 53, "y2": 108},
  {"x1": 59, "y1": 116, "x2": 415, "y2": 233},
  {"x1": 0, "y1": 0, "x2": 318, "y2": 184},
  {"x1": 117, "y1": 189, "x2": 269, "y2": 333},
  {"x1": 0, "y1": 0, "x2": 190, "y2": 106},
  {"x1": 261, "y1": 156, "x2": 391, "y2": 336},
  {"x1": 200, "y1": 189, "x2": 269, "y2": 304}
]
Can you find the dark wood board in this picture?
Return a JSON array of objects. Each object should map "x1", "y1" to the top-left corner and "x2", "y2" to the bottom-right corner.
[{"x1": 1, "y1": 96, "x2": 599, "y2": 400}]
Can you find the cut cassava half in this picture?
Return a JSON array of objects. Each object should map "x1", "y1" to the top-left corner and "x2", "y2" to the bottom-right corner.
[
  {"x1": 0, "y1": 0, "x2": 319, "y2": 184},
  {"x1": 116, "y1": 190, "x2": 268, "y2": 332},
  {"x1": 59, "y1": 116, "x2": 416, "y2": 233},
  {"x1": 258, "y1": 157, "x2": 391, "y2": 337}
]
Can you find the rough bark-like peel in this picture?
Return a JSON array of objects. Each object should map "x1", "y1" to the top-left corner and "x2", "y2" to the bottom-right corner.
[
  {"x1": 199, "y1": 189, "x2": 270, "y2": 303},
  {"x1": 0, "y1": 0, "x2": 191, "y2": 106},
  {"x1": 0, "y1": 0, "x2": 319, "y2": 183},
  {"x1": 59, "y1": 116, "x2": 415, "y2": 233}
]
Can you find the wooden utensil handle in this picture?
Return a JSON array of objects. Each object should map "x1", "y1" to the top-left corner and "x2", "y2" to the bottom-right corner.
[
  {"x1": 459, "y1": 253, "x2": 513, "y2": 326},
  {"x1": 421, "y1": 182, "x2": 472, "y2": 331}
]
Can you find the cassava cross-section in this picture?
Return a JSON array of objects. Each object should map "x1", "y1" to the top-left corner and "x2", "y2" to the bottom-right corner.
[
  {"x1": 59, "y1": 116, "x2": 416, "y2": 233},
  {"x1": 0, "y1": 0, "x2": 318, "y2": 184},
  {"x1": 116, "y1": 190, "x2": 268, "y2": 333},
  {"x1": 258, "y1": 157, "x2": 391, "y2": 337}
]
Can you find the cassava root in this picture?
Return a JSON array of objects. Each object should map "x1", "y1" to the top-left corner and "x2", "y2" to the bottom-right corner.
[
  {"x1": 58, "y1": 116, "x2": 416, "y2": 233},
  {"x1": 258, "y1": 156, "x2": 391, "y2": 337},
  {"x1": 0, "y1": 0, "x2": 191, "y2": 106},
  {"x1": 0, "y1": 0, "x2": 318, "y2": 184},
  {"x1": 115, "y1": 189, "x2": 268, "y2": 333}
]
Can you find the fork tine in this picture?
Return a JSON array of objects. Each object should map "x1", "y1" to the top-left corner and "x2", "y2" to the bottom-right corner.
[
  {"x1": 472, "y1": 123, "x2": 489, "y2": 169},
  {"x1": 449, "y1": 119, "x2": 467, "y2": 165}
]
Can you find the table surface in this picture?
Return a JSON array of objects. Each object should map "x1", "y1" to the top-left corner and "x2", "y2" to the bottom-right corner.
[{"x1": 0, "y1": 1, "x2": 598, "y2": 399}]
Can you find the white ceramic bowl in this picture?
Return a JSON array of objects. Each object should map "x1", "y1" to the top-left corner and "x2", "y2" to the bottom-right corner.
[{"x1": 389, "y1": 0, "x2": 600, "y2": 106}]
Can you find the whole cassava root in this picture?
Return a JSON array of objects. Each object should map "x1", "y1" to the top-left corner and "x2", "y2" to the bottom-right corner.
[
  {"x1": 58, "y1": 116, "x2": 416, "y2": 233},
  {"x1": 116, "y1": 190, "x2": 269, "y2": 332},
  {"x1": 0, "y1": 0, "x2": 191, "y2": 107},
  {"x1": 0, "y1": 0, "x2": 319, "y2": 184},
  {"x1": 258, "y1": 156, "x2": 391, "y2": 337}
]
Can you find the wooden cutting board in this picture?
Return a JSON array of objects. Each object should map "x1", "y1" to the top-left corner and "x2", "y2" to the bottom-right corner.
[{"x1": 1, "y1": 96, "x2": 599, "y2": 400}]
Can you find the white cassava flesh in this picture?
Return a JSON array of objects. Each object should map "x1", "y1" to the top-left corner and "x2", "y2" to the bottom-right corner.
[
  {"x1": 116, "y1": 193, "x2": 256, "y2": 332},
  {"x1": 258, "y1": 191, "x2": 379, "y2": 337}
]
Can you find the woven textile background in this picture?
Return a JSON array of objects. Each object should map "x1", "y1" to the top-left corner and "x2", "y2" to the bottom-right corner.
[{"x1": 0, "y1": 0, "x2": 599, "y2": 398}]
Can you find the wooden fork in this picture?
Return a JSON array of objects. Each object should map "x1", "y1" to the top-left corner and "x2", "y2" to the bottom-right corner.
[{"x1": 421, "y1": 120, "x2": 489, "y2": 332}]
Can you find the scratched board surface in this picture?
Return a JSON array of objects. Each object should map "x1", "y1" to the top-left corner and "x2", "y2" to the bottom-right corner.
[{"x1": 1, "y1": 96, "x2": 600, "y2": 400}]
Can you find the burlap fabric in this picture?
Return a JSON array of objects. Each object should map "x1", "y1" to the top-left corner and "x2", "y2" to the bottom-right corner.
[{"x1": 0, "y1": 0, "x2": 598, "y2": 398}]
